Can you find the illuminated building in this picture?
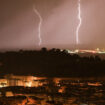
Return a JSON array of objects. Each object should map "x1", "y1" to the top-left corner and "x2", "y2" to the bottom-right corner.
[
  {"x1": 0, "y1": 79, "x2": 7, "y2": 88},
  {"x1": 2, "y1": 74, "x2": 47, "y2": 87}
]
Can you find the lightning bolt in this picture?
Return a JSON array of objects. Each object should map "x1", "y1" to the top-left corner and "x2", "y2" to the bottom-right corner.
[
  {"x1": 33, "y1": 7, "x2": 42, "y2": 46},
  {"x1": 76, "y1": 0, "x2": 82, "y2": 44}
]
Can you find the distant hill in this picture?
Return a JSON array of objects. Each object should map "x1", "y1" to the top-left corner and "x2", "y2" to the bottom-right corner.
[{"x1": 0, "y1": 48, "x2": 105, "y2": 77}]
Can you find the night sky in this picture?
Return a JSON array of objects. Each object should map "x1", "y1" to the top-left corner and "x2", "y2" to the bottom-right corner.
[{"x1": 0, "y1": 0, "x2": 105, "y2": 50}]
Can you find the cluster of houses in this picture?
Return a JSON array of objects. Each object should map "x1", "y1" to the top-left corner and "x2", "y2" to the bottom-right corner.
[{"x1": 0, "y1": 74, "x2": 47, "y2": 88}]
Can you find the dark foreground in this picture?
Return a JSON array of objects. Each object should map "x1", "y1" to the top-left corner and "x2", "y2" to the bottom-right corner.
[
  {"x1": 0, "y1": 48, "x2": 105, "y2": 77},
  {"x1": 0, "y1": 78, "x2": 105, "y2": 105}
]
